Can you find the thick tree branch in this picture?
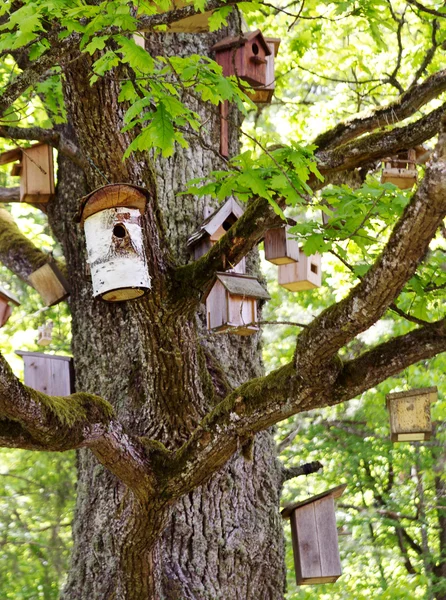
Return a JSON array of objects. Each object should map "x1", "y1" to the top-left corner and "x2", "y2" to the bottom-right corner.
[{"x1": 282, "y1": 461, "x2": 323, "y2": 481}]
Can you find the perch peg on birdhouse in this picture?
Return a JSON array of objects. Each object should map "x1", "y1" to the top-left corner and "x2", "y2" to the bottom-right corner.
[
  {"x1": 0, "y1": 285, "x2": 20, "y2": 328},
  {"x1": 278, "y1": 249, "x2": 321, "y2": 291},
  {"x1": 0, "y1": 143, "x2": 55, "y2": 204},
  {"x1": 247, "y1": 38, "x2": 281, "y2": 104},
  {"x1": 264, "y1": 226, "x2": 299, "y2": 265},
  {"x1": 16, "y1": 351, "x2": 75, "y2": 396},
  {"x1": 381, "y1": 149, "x2": 417, "y2": 190},
  {"x1": 203, "y1": 272, "x2": 270, "y2": 335},
  {"x1": 28, "y1": 259, "x2": 70, "y2": 307},
  {"x1": 79, "y1": 184, "x2": 151, "y2": 302},
  {"x1": 282, "y1": 484, "x2": 346, "y2": 586},
  {"x1": 386, "y1": 387, "x2": 437, "y2": 442},
  {"x1": 37, "y1": 322, "x2": 54, "y2": 346}
]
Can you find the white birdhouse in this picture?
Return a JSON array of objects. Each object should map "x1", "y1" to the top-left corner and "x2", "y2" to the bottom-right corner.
[
  {"x1": 37, "y1": 321, "x2": 54, "y2": 346},
  {"x1": 79, "y1": 184, "x2": 151, "y2": 302}
]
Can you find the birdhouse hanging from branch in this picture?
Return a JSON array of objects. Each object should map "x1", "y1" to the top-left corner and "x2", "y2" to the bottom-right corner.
[
  {"x1": 0, "y1": 285, "x2": 20, "y2": 328},
  {"x1": 381, "y1": 149, "x2": 417, "y2": 190},
  {"x1": 79, "y1": 184, "x2": 151, "y2": 302},
  {"x1": 37, "y1": 321, "x2": 54, "y2": 346},
  {"x1": 16, "y1": 351, "x2": 75, "y2": 396},
  {"x1": 282, "y1": 484, "x2": 346, "y2": 585},
  {"x1": 278, "y1": 249, "x2": 321, "y2": 291},
  {"x1": 264, "y1": 226, "x2": 299, "y2": 265},
  {"x1": 386, "y1": 387, "x2": 437, "y2": 442}
]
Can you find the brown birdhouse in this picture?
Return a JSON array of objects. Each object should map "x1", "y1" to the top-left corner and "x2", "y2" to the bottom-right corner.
[
  {"x1": 28, "y1": 259, "x2": 70, "y2": 307},
  {"x1": 282, "y1": 484, "x2": 346, "y2": 586},
  {"x1": 264, "y1": 226, "x2": 299, "y2": 265},
  {"x1": 381, "y1": 149, "x2": 417, "y2": 190},
  {"x1": 37, "y1": 321, "x2": 54, "y2": 347},
  {"x1": 247, "y1": 38, "x2": 281, "y2": 104},
  {"x1": 0, "y1": 143, "x2": 55, "y2": 204},
  {"x1": 79, "y1": 184, "x2": 151, "y2": 302},
  {"x1": 386, "y1": 387, "x2": 437, "y2": 442},
  {"x1": 187, "y1": 198, "x2": 246, "y2": 274},
  {"x1": 278, "y1": 250, "x2": 321, "y2": 291},
  {"x1": 203, "y1": 272, "x2": 270, "y2": 335},
  {"x1": 0, "y1": 285, "x2": 20, "y2": 328},
  {"x1": 16, "y1": 351, "x2": 75, "y2": 396}
]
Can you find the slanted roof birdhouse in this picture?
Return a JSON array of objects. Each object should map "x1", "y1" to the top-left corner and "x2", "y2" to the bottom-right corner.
[
  {"x1": 203, "y1": 272, "x2": 270, "y2": 336},
  {"x1": 37, "y1": 322, "x2": 54, "y2": 347},
  {"x1": 16, "y1": 351, "x2": 75, "y2": 396},
  {"x1": 212, "y1": 30, "x2": 272, "y2": 87},
  {"x1": 278, "y1": 250, "x2": 321, "y2": 291},
  {"x1": 79, "y1": 184, "x2": 151, "y2": 302},
  {"x1": 282, "y1": 484, "x2": 346, "y2": 586},
  {"x1": 264, "y1": 226, "x2": 299, "y2": 265},
  {"x1": 0, "y1": 285, "x2": 20, "y2": 328},
  {"x1": 0, "y1": 143, "x2": 55, "y2": 204},
  {"x1": 247, "y1": 38, "x2": 281, "y2": 104},
  {"x1": 28, "y1": 259, "x2": 70, "y2": 307},
  {"x1": 187, "y1": 199, "x2": 246, "y2": 273},
  {"x1": 381, "y1": 149, "x2": 417, "y2": 190},
  {"x1": 386, "y1": 387, "x2": 437, "y2": 442}
]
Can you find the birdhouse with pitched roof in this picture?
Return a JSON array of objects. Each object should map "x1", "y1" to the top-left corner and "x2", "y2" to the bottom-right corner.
[
  {"x1": 0, "y1": 285, "x2": 20, "y2": 328},
  {"x1": 16, "y1": 351, "x2": 75, "y2": 396},
  {"x1": 381, "y1": 149, "x2": 417, "y2": 189},
  {"x1": 0, "y1": 144, "x2": 55, "y2": 204},
  {"x1": 264, "y1": 226, "x2": 299, "y2": 265},
  {"x1": 282, "y1": 484, "x2": 346, "y2": 585},
  {"x1": 278, "y1": 249, "x2": 321, "y2": 291},
  {"x1": 386, "y1": 387, "x2": 437, "y2": 442},
  {"x1": 247, "y1": 38, "x2": 281, "y2": 104}
]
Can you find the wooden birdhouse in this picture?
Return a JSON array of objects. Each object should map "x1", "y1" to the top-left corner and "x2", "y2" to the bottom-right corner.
[
  {"x1": 247, "y1": 38, "x2": 281, "y2": 104},
  {"x1": 0, "y1": 144, "x2": 55, "y2": 204},
  {"x1": 282, "y1": 484, "x2": 346, "y2": 585},
  {"x1": 203, "y1": 272, "x2": 270, "y2": 335},
  {"x1": 37, "y1": 321, "x2": 53, "y2": 347},
  {"x1": 381, "y1": 149, "x2": 417, "y2": 190},
  {"x1": 278, "y1": 249, "x2": 321, "y2": 291},
  {"x1": 16, "y1": 351, "x2": 75, "y2": 396},
  {"x1": 28, "y1": 259, "x2": 70, "y2": 307},
  {"x1": 386, "y1": 387, "x2": 437, "y2": 442},
  {"x1": 0, "y1": 285, "x2": 20, "y2": 328},
  {"x1": 187, "y1": 199, "x2": 246, "y2": 274},
  {"x1": 264, "y1": 226, "x2": 299, "y2": 265},
  {"x1": 79, "y1": 184, "x2": 151, "y2": 302}
]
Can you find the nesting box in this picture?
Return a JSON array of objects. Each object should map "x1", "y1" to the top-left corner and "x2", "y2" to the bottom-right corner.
[
  {"x1": 264, "y1": 226, "x2": 299, "y2": 265},
  {"x1": 187, "y1": 198, "x2": 246, "y2": 274},
  {"x1": 247, "y1": 38, "x2": 280, "y2": 104},
  {"x1": 37, "y1": 322, "x2": 53, "y2": 347},
  {"x1": 16, "y1": 351, "x2": 75, "y2": 396},
  {"x1": 386, "y1": 387, "x2": 437, "y2": 442},
  {"x1": 278, "y1": 249, "x2": 321, "y2": 291},
  {"x1": 203, "y1": 272, "x2": 270, "y2": 335},
  {"x1": 381, "y1": 149, "x2": 417, "y2": 190},
  {"x1": 0, "y1": 144, "x2": 55, "y2": 204},
  {"x1": 282, "y1": 484, "x2": 346, "y2": 585},
  {"x1": 0, "y1": 285, "x2": 20, "y2": 328},
  {"x1": 79, "y1": 184, "x2": 151, "y2": 302},
  {"x1": 28, "y1": 259, "x2": 70, "y2": 307}
]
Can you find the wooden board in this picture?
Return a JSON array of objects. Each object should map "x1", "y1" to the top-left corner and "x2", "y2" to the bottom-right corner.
[
  {"x1": 16, "y1": 351, "x2": 74, "y2": 395},
  {"x1": 28, "y1": 262, "x2": 70, "y2": 307},
  {"x1": 291, "y1": 502, "x2": 321, "y2": 583},
  {"x1": 315, "y1": 496, "x2": 342, "y2": 579},
  {"x1": 21, "y1": 144, "x2": 55, "y2": 204}
]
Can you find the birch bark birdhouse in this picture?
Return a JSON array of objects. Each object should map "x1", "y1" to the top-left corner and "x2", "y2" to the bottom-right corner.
[
  {"x1": 278, "y1": 250, "x2": 321, "y2": 291},
  {"x1": 0, "y1": 144, "x2": 55, "y2": 204},
  {"x1": 381, "y1": 149, "x2": 417, "y2": 189},
  {"x1": 247, "y1": 38, "x2": 281, "y2": 104},
  {"x1": 16, "y1": 351, "x2": 75, "y2": 396},
  {"x1": 386, "y1": 387, "x2": 437, "y2": 442},
  {"x1": 37, "y1": 322, "x2": 54, "y2": 347},
  {"x1": 28, "y1": 259, "x2": 70, "y2": 307},
  {"x1": 79, "y1": 184, "x2": 151, "y2": 302},
  {"x1": 0, "y1": 285, "x2": 20, "y2": 328},
  {"x1": 282, "y1": 484, "x2": 346, "y2": 585},
  {"x1": 264, "y1": 226, "x2": 299, "y2": 265},
  {"x1": 187, "y1": 199, "x2": 246, "y2": 274},
  {"x1": 203, "y1": 272, "x2": 270, "y2": 335}
]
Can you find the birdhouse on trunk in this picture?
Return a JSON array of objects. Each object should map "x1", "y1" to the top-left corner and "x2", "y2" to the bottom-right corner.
[
  {"x1": 0, "y1": 285, "x2": 20, "y2": 328},
  {"x1": 16, "y1": 351, "x2": 75, "y2": 396},
  {"x1": 247, "y1": 38, "x2": 281, "y2": 104},
  {"x1": 79, "y1": 184, "x2": 151, "y2": 302},
  {"x1": 381, "y1": 149, "x2": 417, "y2": 189},
  {"x1": 282, "y1": 484, "x2": 346, "y2": 585},
  {"x1": 264, "y1": 226, "x2": 299, "y2": 265},
  {"x1": 37, "y1": 322, "x2": 54, "y2": 346},
  {"x1": 0, "y1": 144, "x2": 55, "y2": 204},
  {"x1": 203, "y1": 272, "x2": 270, "y2": 335},
  {"x1": 187, "y1": 198, "x2": 246, "y2": 274},
  {"x1": 386, "y1": 387, "x2": 437, "y2": 442},
  {"x1": 28, "y1": 259, "x2": 70, "y2": 307},
  {"x1": 278, "y1": 250, "x2": 321, "y2": 291}
]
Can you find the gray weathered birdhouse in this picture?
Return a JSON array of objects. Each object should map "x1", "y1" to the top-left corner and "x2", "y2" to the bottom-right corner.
[
  {"x1": 16, "y1": 351, "x2": 75, "y2": 396},
  {"x1": 203, "y1": 272, "x2": 270, "y2": 335},
  {"x1": 381, "y1": 149, "x2": 417, "y2": 189},
  {"x1": 28, "y1": 259, "x2": 70, "y2": 307},
  {"x1": 264, "y1": 226, "x2": 299, "y2": 265},
  {"x1": 386, "y1": 387, "x2": 437, "y2": 442},
  {"x1": 79, "y1": 184, "x2": 151, "y2": 302},
  {"x1": 0, "y1": 285, "x2": 20, "y2": 328},
  {"x1": 278, "y1": 250, "x2": 321, "y2": 291},
  {"x1": 282, "y1": 484, "x2": 346, "y2": 585},
  {"x1": 247, "y1": 38, "x2": 281, "y2": 104}
]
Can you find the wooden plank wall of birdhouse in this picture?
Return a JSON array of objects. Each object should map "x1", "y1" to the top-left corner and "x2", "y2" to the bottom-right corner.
[
  {"x1": 206, "y1": 279, "x2": 228, "y2": 331},
  {"x1": 264, "y1": 227, "x2": 299, "y2": 264},
  {"x1": 279, "y1": 251, "x2": 321, "y2": 291},
  {"x1": 29, "y1": 262, "x2": 70, "y2": 306},
  {"x1": 19, "y1": 353, "x2": 74, "y2": 396},
  {"x1": 0, "y1": 301, "x2": 12, "y2": 328},
  {"x1": 21, "y1": 145, "x2": 55, "y2": 203},
  {"x1": 228, "y1": 294, "x2": 256, "y2": 329},
  {"x1": 248, "y1": 38, "x2": 280, "y2": 104}
]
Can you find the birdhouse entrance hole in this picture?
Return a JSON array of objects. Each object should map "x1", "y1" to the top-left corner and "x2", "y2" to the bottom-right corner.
[
  {"x1": 113, "y1": 224, "x2": 127, "y2": 238},
  {"x1": 311, "y1": 263, "x2": 318, "y2": 275}
]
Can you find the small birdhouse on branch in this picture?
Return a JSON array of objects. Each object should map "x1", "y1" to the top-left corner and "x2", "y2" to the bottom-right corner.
[
  {"x1": 79, "y1": 184, "x2": 151, "y2": 302},
  {"x1": 386, "y1": 387, "x2": 437, "y2": 442},
  {"x1": 282, "y1": 484, "x2": 346, "y2": 586},
  {"x1": 264, "y1": 226, "x2": 299, "y2": 265},
  {"x1": 28, "y1": 259, "x2": 70, "y2": 307},
  {"x1": 381, "y1": 149, "x2": 417, "y2": 190},
  {"x1": 0, "y1": 285, "x2": 20, "y2": 328},
  {"x1": 247, "y1": 38, "x2": 281, "y2": 105},
  {"x1": 37, "y1": 321, "x2": 54, "y2": 347},
  {"x1": 0, "y1": 143, "x2": 55, "y2": 204},
  {"x1": 16, "y1": 351, "x2": 75, "y2": 396},
  {"x1": 278, "y1": 250, "x2": 321, "y2": 291},
  {"x1": 203, "y1": 272, "x2": 270, "y2": 336}
]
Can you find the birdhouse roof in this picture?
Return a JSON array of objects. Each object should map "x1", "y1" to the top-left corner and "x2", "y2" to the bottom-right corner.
[
  {"x1": 0, "y1": 285, "x2": 20, "y2": 306},
  {"x1": 187, "y1": 198, "x2": 244, "y2": 247},
  {"x1": 16, "y1": 350, "x2": 73, "y2": 362},
  {"x1": 386, "y1": 387, "x2": 437, "y2": 403},
  {"x1": 77, "y1": 183, "x2": 150, "y2": 224},
  {"x1": 0, "y1": 143, "x2": 51, "y2": 166},
  {"x1": 203, "y1": 272, "x2": 270, "y2": 301},
  {"x1": 281, "y1": 484, "x2": 347, "y2": 519},
  {"x1": 211, "y1": 30, "x2": 272, "y2": 56}
]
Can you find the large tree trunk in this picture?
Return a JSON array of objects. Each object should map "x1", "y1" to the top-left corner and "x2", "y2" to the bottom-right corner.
[{"x1": 49, "y1": 26, "x2": 287, "y2": 600}]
